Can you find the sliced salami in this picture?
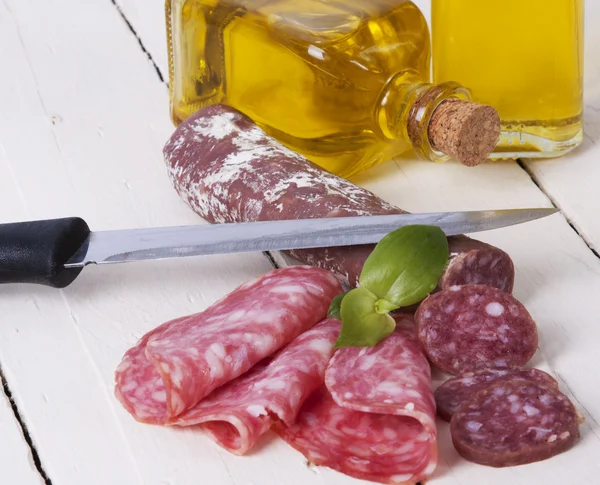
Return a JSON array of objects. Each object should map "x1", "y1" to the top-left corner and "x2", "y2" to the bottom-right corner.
[
  {"x1": 415, "y1": 284, "x2": 538, "y2": 374},
  {"x1": 114, "y1": 316, "x2": 189, "y2": 424},
  {"x1": 171, "y1": 319, "x2": 340, "y2": 455},
  {"x1": 325, "y1": 315, "x2": 436, "y2": 426},
  {"x1": 163, "y1": 104, "x2": 514, "y2": 294},
  {"x1": 435, "y1": 368, "x2": 558, "y2": 421},
  {"x1": 451, "y1": 380, "x2": 579, "y2": 467},
  {"x1": 114, "y1": 266, "x2": 341, "y2": 424},
  {"x1": 277, "y1": 387, "x2": 437, "y2": 485},
  {"x1": 281, "y1": 315, "x2": 437, "y2": 484}
]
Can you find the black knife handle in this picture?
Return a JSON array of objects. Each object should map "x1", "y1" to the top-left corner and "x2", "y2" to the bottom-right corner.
[{"x1": 0, "y1": 217, "x2": 90, "y2": 288}]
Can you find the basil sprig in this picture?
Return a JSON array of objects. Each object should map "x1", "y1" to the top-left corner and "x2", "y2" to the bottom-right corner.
[{"x1": 333, "y1": 225, "x2": 449, "y2": 348}]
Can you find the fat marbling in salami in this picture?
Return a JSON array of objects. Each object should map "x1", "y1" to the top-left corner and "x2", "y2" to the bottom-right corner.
[
  {"x1": 171, "y1": 319, "x2": 340, "y2": 455},
  {"x1": 163, "y1": 104, "x2": 514, "y2": 294},
  {"x1": 277, "y1": 387, "x2": 437, "y2": 485},
  {"x1": 325, "y1": 315, "x2": 436, "y2": 423},
  {"x1": 114, "y1": 266, "x2": 341, "y2": 424},
  {"x1": 416, "y1": 284, "x2": 538, "y2": 374},
  {"x1": 280, "y1": 316, "x2": 437, "y2": 484},
  {"x1": 435, "y1": 368, "x2": 558, "y2": 421}
]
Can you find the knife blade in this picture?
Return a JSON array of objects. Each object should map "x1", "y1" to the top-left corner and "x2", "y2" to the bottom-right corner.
[{"x1": 0, "y1": 208, "x2": 558, "y2": 288}]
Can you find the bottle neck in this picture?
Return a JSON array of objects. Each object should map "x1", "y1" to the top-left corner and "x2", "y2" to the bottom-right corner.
[{"x1": 377, "y1": 71, "x2": 473, "y2": 162}]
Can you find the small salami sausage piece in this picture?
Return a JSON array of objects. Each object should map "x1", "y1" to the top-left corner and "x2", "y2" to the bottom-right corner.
[
  {"x1": 114, "y1": 266, "x2": 341, "y2": 424},
  {"x1": 163, "y1": 104, "x2": 514, "y2": 293},
  {"x1": 277, "y1": 387, "x2": 437, "y2": 485},
  {"x1": 435, "y1": 368, "x2": 558, "y2": 421},
  {"x1": 451, "y1": 380, "x2": 580, "y2": 467},
  {"x1": 415, "y1": 285, "x2": 538, "y2": 374},
  {"x1": 171, "y1": 319, "x2": 340, "y2": 455}
]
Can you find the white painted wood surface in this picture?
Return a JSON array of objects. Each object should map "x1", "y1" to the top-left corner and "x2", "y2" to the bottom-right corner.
[{"x1": 1, "y1": 1, "x2": 600, "y2": 485}]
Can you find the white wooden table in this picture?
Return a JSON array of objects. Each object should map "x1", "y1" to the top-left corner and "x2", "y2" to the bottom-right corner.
[{"x1": 1, "y1": 0, "x2": 599, "y2": 484}]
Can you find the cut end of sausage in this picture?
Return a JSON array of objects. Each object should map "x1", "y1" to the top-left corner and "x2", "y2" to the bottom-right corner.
[{"x1": 442, "y1": 237, "x2": 515, "y2": 293}]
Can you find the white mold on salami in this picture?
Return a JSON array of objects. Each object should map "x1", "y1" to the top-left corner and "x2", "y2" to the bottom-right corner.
[
  {"x1": 416, "y1": 285, "x2": 539, "y2": 374},
  {"x1": 163, "y1": 104, "x2": 515, "y2": 293}
]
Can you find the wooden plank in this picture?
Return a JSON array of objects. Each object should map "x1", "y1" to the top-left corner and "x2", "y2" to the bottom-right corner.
[
  {"x1": 521, "y1": 0, "x2": 600, "y2": 253},
  {"x1": 0, "y1": 383, "x2": 45, "y2": 485},
  {"x1": 2, "y1": 1, "x2": 600, "y2": 485},
  {"x1": 0, "y1": 1, "x2": 272, "y2": 484}
]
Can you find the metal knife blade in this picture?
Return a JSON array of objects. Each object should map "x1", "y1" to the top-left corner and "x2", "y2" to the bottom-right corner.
[{"x1": 64, "y1": 208, "x2": 558, "y2": 268}]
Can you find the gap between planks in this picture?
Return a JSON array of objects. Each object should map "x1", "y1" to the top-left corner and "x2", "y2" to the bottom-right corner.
[
  {"x1": 516, "y1": 159, "x2": 600, "y2": 260},
  {"x1": 109, "y1": 0, "x2": 166, "y2": 85},
  {"x1": 0, "y1": 365, "x2": 53, "y2": 485}
]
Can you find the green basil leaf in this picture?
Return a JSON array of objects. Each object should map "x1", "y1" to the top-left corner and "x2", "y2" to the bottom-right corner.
[
  {"x1": 333, "y1": 287, "x2": 396, "y2": 348},
  {"x1": 327, "y1": 292, "x2": 348, "y2": 319},
  {"x1": 359, "y1": 225, "x2": 449, "y2": 308}
]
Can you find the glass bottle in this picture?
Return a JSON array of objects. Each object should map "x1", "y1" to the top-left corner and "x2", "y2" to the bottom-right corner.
[
  {"x1": 166, "y1": 0, "x2": 500, "y2": 176},
  {"x1": 432, "y1": 0, "x2": 584, "y2": 160}
]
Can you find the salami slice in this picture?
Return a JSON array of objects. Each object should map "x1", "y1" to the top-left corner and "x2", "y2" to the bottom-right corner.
[
  {"x1": 114, "y1": 266, "x2": 341, "y2": 424},
  {"x1": 171, "y1": 319, "x2": 340, "y2": 455},
  {"x1": 325, "y1": 315, "x2": 436, "y2": 424},
  {"x1": 451, "y1": 380, "x2": 580, "y2": 467},
  {"x1": 415, "y1": 285, "x2": 538, "y2": 374},
  {"x1": 277, "y1": 387, "x2": 437, "y2": 485},
  {"x1": 163, "y1": 104, "x2": 514, "y2": 294},
  {"x1": 280, "y1": 316, "x2": 437, "y2": 484},
  {"x1": 435, "y1": 368, "x2": 558, "y2": 421}
]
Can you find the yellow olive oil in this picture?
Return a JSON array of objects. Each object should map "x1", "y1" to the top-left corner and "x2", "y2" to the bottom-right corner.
[
  {"x1": 432, "y1": 0, "x2": 584, "y2": 159},
  {"x1": 167, "y1": 0, "x2": 437, "y2": 176}
]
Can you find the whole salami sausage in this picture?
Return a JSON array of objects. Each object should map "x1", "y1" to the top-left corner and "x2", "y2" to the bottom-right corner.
[
  {"x1": 114, "y1": 266, "x2": 341, "y2": 424},
  {"x1": 171, "y1": 319, "x2": 340, "y2": 455},
  {"x1": 451, "y1": 380, "x2": 580, "y2": 467},
  {"x1": 163, "y1": 104, "x2": 514, "y2": 292},
  {"x1": 435, "y1": 368, "x2": 558, "y2": 421},
  {"x1": 415, "y1": 284, "x2": 538, "y2": 374}
]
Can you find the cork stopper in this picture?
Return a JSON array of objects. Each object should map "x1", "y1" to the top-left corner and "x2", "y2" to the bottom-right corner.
[
  {"x1": 407, "y1": 86, "x2": 500, "y2": 167},
  {"x1": 428, "y1": 99, "x2": 500, "y2": 167}
]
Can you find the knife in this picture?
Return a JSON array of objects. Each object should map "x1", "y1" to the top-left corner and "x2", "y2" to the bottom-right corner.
[{"x1": 0, "y1": 208, "x2": 558, "y2": 288}]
